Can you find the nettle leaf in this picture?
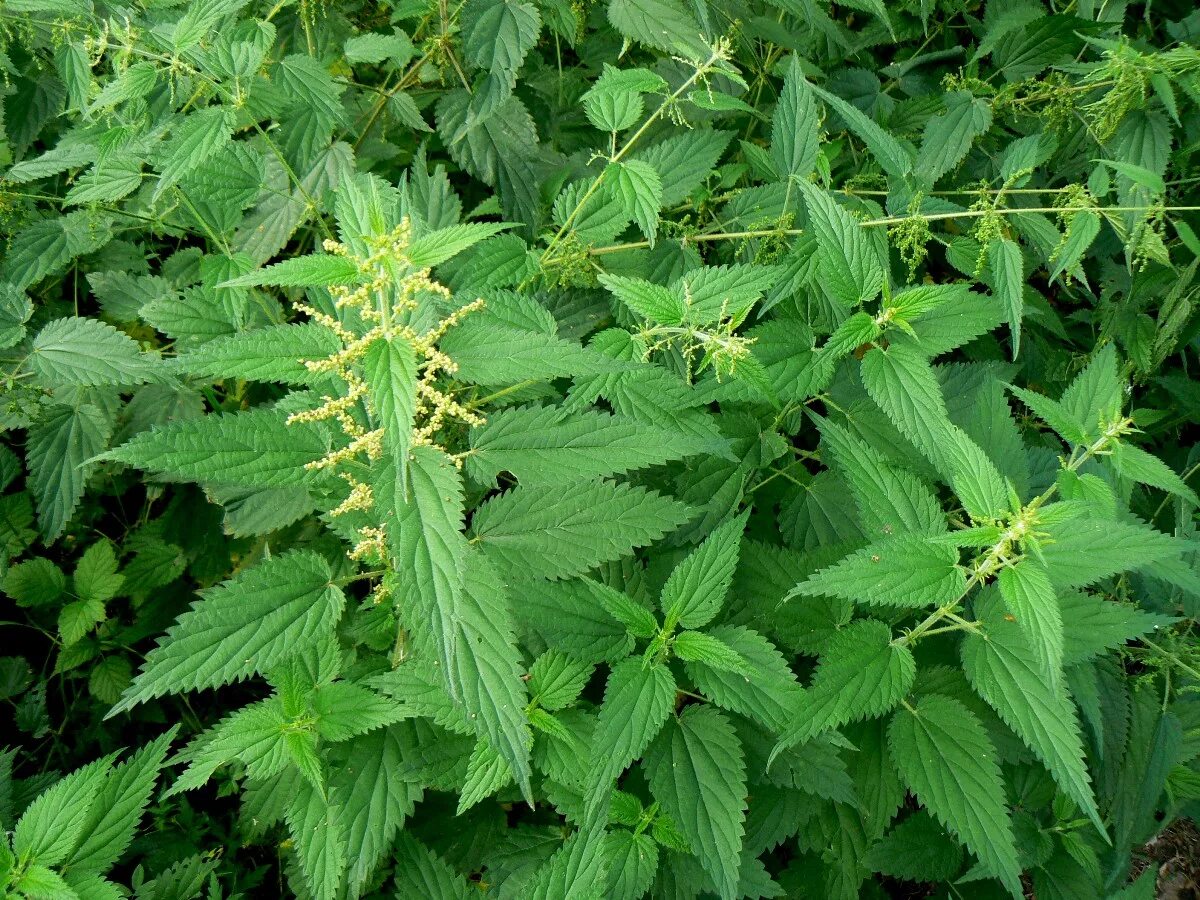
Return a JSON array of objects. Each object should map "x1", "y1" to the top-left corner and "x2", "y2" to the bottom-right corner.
[
  {"x1": 529, "y1": 651, "x2": 595, "y2": 711},
  {"x1": 792, "y1": 536, "x2": 965, "y2": 608},
  {"x1": 110, "y1": 551, "x2": 344, "y2": 713},
  {"x1": 587, "y1": 659, "x2": 676, "y2": 810},
  {"x1": 660, "y1": 511, "x2": 746, "y2": 629},
  {"x1": 887, "y1": 694, "x2": 1022, "y2": 897},
  {"x1": 810, "y1": 82, "x2": 913, "y2": 178},
  {"x1": 169, "y1": 323, "x2": 341, "y2": 385},
  {"x1": 1058, "y1": 592, "x2": 1177, "y2": 665},
  {"x1": 796, "y1": 180, "x2": 884, "y2": 307},
  {"x1": 101, "y1": 408, "x2": 328, "y2": 488},
  {"x1": 916, "y1": 91, "x2": 993, "y2": 183},
  {"x1": 364, "y1": 334, "x2": 417, "y2": 493},
  {"x1": 470, "y1": 481, "x2": 693, "y2": 579},
  {"x1": 962, "y1": 594, "x2": 1104, "y2": 835},
  {"x1": 989, "y1": 238, "x2": 1024, "y2": 356},
  {"x1": 155, "y1": 106, "x2": 235, "y2": 197},
  {"x1": 997, "y1": 560, "x2": 1063, "y2": 682},
  {"x1": 379, "y1": 451, "x2": 533, "y2": 798},
  {"x1": 13, "y1": 754, "x2": 115, "y2": 868},
  {"x1": 29, "y1": 317, "x2": 153, "y2": 388},
  {"x1": 61, "y1": 728, "x2": 177, "y2": 876},
  {"x1": 644, "y1": 705, "x2": 747, "y2": 899},
  {"x1": 771, "y1": 57, "x2": 819, "y2": 181},
  {"x1": 817, "y1": 417, "x2": 944, "y2": 538},
  {"x1": 774, "y1": 618, "x2": 915, "y2": 752},
  {"x1": 466, "y1": 404, "x2": 707, "y2": 486},
  {"x1": 221, "y1": 254, "x2": 365, "y2": 288},
  {"x1": 606, "y1": 0, "x2": 709, "y2": 60},
  {"x1": 462, "y1": 0, "x2": 541, "y2": 77},
  {"x1": 1112, "y1": 443, "x2": 1200, "y2": 506},
  {"x1": 599, "y1": 273, "x2": 686, "y2": 324},
  {"x1": 28, "y1": 404, "x2": 113, "y2": 542},
  {"x1": 610, "y1": 160, "x2": 663, "y2": 246}
]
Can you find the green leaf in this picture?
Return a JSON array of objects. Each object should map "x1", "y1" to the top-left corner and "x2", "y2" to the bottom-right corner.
[
  {"x1": 961, "y1": 595, "x2": 1104, "y2": 835},
  {"x1": 887, "y1": 694, "x2": 1022, "y2": 897},
  {"x1": 989, "y1": 238, "x2": 1024, "y2": 357},
  {"x1": 817, "y1": 417, "x2": 944, "y2": 538},
  {"x1": 588, "y1": 577, "x2": 660, "y2": 639},
  {"x1": 865, "y1": 810, "x2": 964, "y2": 882},
  {"x1": 598, "y1": 273, "x2": 685, "y2": 324},
  {"x1": 365, "y1": 335, "x2": 417, "y2": 493},
  {"x1": 587, "y1": 659, "x2": 676, "y2": 810},
  {"x1": 771, "y1": 57, "x2": 819, "y2": 181},
  {"x1": 155, "y1": 107, "x2": 235, "y2": 197},
  {"x1": 1036, "y1": 513, "x2": 1184, "y2": 589},
  {"x1": 393, "y1": 833, "x2": 475, "y2": 898},
  {"x1": 792, "y1": 536, "x2": 965, "y2": 608},
  {"x1": 220, "y1": 254, "x2": 365, "y2": 288},
  {"x1": 774, "y1": 618, "x2": 915, "y2": 752},
  {"x1": 605, "y1": 829, "x2": 659, "y2": 900},
  {"x1": 1008, "y1": 384, "x2": 1088, "y2": 446},
  {"x1": 312, "y1": 682, "x2": 405, "y2": 741},
  {"x1": 672, "y1": 631, "x2": 754, "y2": 676},
  {"x1": 632, "y1": 129, "x2": 732, "y2": 206},
  {"x1": 644, "y1": 705, "x2": 747, "y2": 899},
  {"x1": 671, "y1": 264, "x2": 781, "y2": 325},
  {"x1": 457, "y1": 740, "x2": 513, "y2": 813},
  {"x1": 463, "y1": 0, "x2": 540, "y2": 76},
  {"x1": 606, "y1": 0, "x2": 708, "y2": 60},
  {"x1": 14, "y1": 755, "x2": 114, "y2": 868},
  {"x1": 72, "y1": 541, "x2": 123, "y2": 606},
  {"x1": 379, "y1": 451, "x2": 533, "y2": 798},
  {"x1": 916, "y1": 91, "x2": 992, "y2": 183},
  {"x1": 685, "y1": 625, "x2": 801, "y2": 732},
  {"x1": 1058, "y1": 344, "x2": 1123, "y2": 439},
  {"x1": 61, "y1": 728, "x2": 177, "y2": 875},
  {"x1": 100, "y1": 409, "x2": 328, "y2": 488},
  {"x1": 439, "y1": 318, "x2": 629, "y2": 384},
  {"x1": 28, "y1": 404, "x2": 113, "y2": 542},
  {"x1": 581, "y1": 65, "x2": 665, "y2": 132},
  {"x1": 3, "y1": 558, "x2": 66, "y2": 607},
  {"x1": 861, "y1": 345, "x2": 1009, "y2": 520},
  {"x1": 110, "y1": 551, "x2": 344, "y2": 713},
  {"x1": 1112, "y1": 443, "x2": 1199, "y2": 506},
  {"x1": 29, "y1": 317, "x2": 152, "y2": 387},
  {"x1": 406, "y1": 222, "x2": 514, "y2": 268},
  {"x1": 810, "y1": 82, "x2": 913, "y2": 178},
  {"x1": 997, "y1": 560, "x2": 1063, "y2": 682},
  {"x1": 168, "y1": 323, "x2": 341, "y2": 385},
  {"x1": 660, "y1": 511, "x2": 746, "y2": 629},
  {"x1": 59, "y1": 597, "x2": 106, "y2": 646},
  {"x1": 285, "y1": 783, "x2": 347, "y2": 900},
  {"x1": 1057, "y1": 592, "x2": 1177, "y2": 665},
  {"x1": 610, "y1": 160, "x2": 663, "y2": 246},
  {"x1": 1, "y1": 210, "x2": 113, "y2": 290},
  {"x1": 471, "y1": 481, "x2": 692, "y2": 580},
  {"x1": 796, "y1": 181, "x2": 884, "y2": 307},
  {"x1": 529, "y1": 651, "x2": 595, "y2": 711},
  {"x1": 466, "y1": 404, "x2": 707, "y2": 486},
  {"x1": 331, "y1": 727, "x2": 419, "y2": 894}
]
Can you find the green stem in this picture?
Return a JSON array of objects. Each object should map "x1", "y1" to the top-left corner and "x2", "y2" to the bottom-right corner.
[
  {"x1": 589, "y1": 205, "x2": 1200, "y2": 256},
  {"x1": 539, "y1": 45, "x2": 729, "y2": 263}
]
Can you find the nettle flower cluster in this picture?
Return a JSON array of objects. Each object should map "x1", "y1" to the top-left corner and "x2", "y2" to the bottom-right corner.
[{"x1": 286, "y1": 219, "x2": 484, "y2": 559}]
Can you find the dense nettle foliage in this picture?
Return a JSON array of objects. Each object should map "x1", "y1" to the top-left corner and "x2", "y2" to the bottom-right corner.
[{"x1": 2, "y1": 0, "x2": 1200, "y2": 897}]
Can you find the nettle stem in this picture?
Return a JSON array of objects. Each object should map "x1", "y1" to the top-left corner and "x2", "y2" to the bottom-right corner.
[
  {"x1": 590, "y1": 205, "x2": 1200, "y2": 256},
  {"x1": 539, "y1": 43, "x2": 730, "y2": 263},
  {"x1": 895, "y1": 415, "x2": 1136, "y2": 648}
]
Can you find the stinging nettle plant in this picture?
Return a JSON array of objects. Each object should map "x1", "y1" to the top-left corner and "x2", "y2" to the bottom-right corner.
[{"x1": 1, "y1": 0, "x2": 1199, "y2": 898}]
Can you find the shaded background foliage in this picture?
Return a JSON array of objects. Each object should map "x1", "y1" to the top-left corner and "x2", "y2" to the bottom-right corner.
[{"x1": 1, "y1": 0, "x2": 1200, "y2": 897}]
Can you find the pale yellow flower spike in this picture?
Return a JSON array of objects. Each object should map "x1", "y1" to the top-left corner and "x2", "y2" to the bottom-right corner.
[{"x1": 288, "y1": 218, "x2": 489, "y2": 501}]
